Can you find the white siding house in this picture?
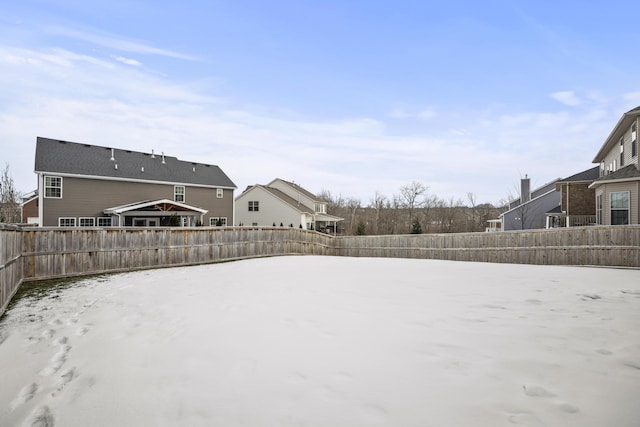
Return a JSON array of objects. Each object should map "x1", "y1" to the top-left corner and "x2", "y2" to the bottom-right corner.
[{"x1": 235, "y1": 179, "x2": 343, "y2": 232}]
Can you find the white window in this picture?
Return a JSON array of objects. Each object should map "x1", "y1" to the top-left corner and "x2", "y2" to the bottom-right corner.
[
  {"x1": 174, "y1": 186, "x2": 185, "y2": 202},
  {"x1": 210, "y1": 217, "x2": 227, "y2": 226},
  {"x1": 596, "y1": 193, "x2": 603, "y2": 225},
  {"x1": 315, "y1": 203, "x2": 326, "y2": 214},
  {"x1": 217, "y1": 188, "x2": 224, "y2": 198},
  {"x1": 248, "y1": 201, "x2": 259, "y2": 212},
  {"x1": 97, "y1": 217, "x2": 112, "y2": 227},
  {"x1": 620, "y1": 137, "x2": 625, "y2": 167},
  {"x1": 610, "y1": 191, "x2": 629, "y2": 225},
  {"x1": 182, "y1": 217, "x2": 188, "y2": 227},
  {"x1": 45, "y1": 176, "x2": 62, "y2": 198},
  {"x1": 58, "y1": 217, "x2": 76, "y2": 227},
  {"x1": 79, "y1": 217, "x2": 95, "y2": 227}
]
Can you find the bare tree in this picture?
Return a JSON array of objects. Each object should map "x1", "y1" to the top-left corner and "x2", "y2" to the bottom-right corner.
[
  {"x1": 0, "y1": 163, "x2": 21, "y2": 224},
  {"x1": 399, "y1": 181, "x2": 428, "y2": 228},
  {"x1": 368, "y1": 191, "x2": 387, "y2": 234}
]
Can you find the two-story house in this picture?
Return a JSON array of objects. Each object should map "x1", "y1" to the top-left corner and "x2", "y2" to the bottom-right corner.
[
  {"x1": 590, "y1": 106, "x2": 640, "y2": 225},
  {"x1": 235, "y1": 178, "x2": 343, "y2": 232},
  {"x1": 34, "y1": 137, "x2": 236, "y2": 227}
]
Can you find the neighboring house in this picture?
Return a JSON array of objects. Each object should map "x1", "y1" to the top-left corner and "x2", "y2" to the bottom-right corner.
[
  {"x1": 21, "y1": 190, "x2": 39, "y2": 225},
  {"x1": 34, "y1": 137, "x2": 236, "y2": 227},
  {"x1": 235, "y1": 178, "x2": 343, "y2": 232},
  {"x1": 590, "y1": 106, "x2": 640, "y2": 225},
  {"x1": 546, "y1": 166, "x2": 600, "y2": 228},
  {"x1": 500, "y1": 175, "x2": 561, "y2": 231}
]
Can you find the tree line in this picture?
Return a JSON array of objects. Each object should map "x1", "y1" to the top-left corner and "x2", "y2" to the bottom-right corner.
[{"x1": 319, "y1": 181, "x2": 505, "y2": 235}]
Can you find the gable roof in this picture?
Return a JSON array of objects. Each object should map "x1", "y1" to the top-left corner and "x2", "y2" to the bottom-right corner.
[
  {"x1": 268, "y1": 178, "x2": 322, "y2": 202},
  {"x1": 34, "y1": 137, "x2": 236, "y2": 189},
  {"x1": 104, "y1": 199, "x2": 207, "y2": 215},
  {"x1": 592, "y1": 106, "x2": 640, "y2": 163},
  {"x1": 557, "y1": 166, "x2": 600, "y2": 183}
]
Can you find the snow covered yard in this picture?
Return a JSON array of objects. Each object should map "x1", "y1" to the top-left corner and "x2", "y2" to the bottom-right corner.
[{"x1": 1, "y1": 255, "x2": 639, "y2": 427}]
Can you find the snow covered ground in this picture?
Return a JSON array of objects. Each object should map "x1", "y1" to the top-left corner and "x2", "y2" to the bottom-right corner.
[{"x1": 1, "y1": 256, "x2": 639, "y2": 427}]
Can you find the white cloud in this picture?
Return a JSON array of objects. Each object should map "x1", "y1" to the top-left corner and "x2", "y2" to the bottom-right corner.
[
  {"x1": 389, "y1": 107, "x2": 437, "y2": 120},
  {"x1": 550, "y1": 90, "x2": 582, "y2": 106},
  {"x1": 112, "y1": 55, "x2": 142, "y2": 66},
  {"x1": 48, "y1": 26, "x2": 198, "y2": 61},
  {"x1": 0, "y1": 43, "x2": 630, "y2": 205}
]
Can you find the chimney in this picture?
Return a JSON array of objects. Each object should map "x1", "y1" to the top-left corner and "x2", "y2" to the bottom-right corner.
[{"x1": 521, "y1": 175, "x2": 531, "y2": 203}]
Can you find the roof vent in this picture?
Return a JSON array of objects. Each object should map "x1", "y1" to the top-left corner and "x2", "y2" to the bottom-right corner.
[
  {"x1": 151, "y1": 149, "x2": 156, "y2": 159},
  {"x1": 141, "y1": 166, "x2": 144, "y2": 173},
  {"x1": 162, "y1": 152, "x2": 166, "y2": 164},
  {"x1": 110, "y1": 148, "x2": 115, "y2": 161},
  {"x1": 114, "y1": 163, "x2": 118, "y2": 170},
  {"x1": 192, "y1": 167, "x2": 196, "y2": 173}
]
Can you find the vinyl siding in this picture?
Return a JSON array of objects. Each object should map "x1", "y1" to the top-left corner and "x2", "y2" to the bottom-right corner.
[
  {"x1": 235, "y1": 187, "x2": 309, "y2": 228},
  {"x1": 41, "y1": 176, "x2": 233, "y2": 226},
  {"x1": 599, "y1": 181, "x2": 639, "y2": 225}
]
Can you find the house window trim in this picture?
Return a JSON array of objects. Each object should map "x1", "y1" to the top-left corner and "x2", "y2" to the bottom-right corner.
[
  {"x1": 620, "y1": 137, "x2": 625, "y2": 167},
  {"x1": 216, "y1": 188, "x2": 224, "y2": 199},
  {"x1": 596, "y1": 193, "x2": 603, "y2": 225},
  {"x1": 210, "y1": 217, "x2": 227, "y2": 226},
  {"x1": 44, "y1": 176, "x2": 63, "y2": 199},
  {"x1": 248, "y1": 201, "x2": 259, "y2": 212},
  {"x1": 58, "y1": 217, "x2": 76, "y2": 227},
  {"x1": 97, "y1": 217, "x2": 112, "y2": 227},
  {"x1": 610, "y1": 191, "x2": 630, "y2": 225},
  {"x1": 79, "y1": 217, "x2": 95, "y2": 227},
  {"x1": 174, "y1": 186, "x2": 185, "y2": 203}
]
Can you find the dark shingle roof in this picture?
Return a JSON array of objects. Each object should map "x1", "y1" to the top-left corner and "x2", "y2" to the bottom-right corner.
[
  {"x1": 592, "y1": 164, "x2": 640, "y2": 183},
  {"x1": 558, "y1": 166, "x2": 600, "y2": 183},
  {"x1": 34, "y1": 137, "x2": 236, "y2": 188}
]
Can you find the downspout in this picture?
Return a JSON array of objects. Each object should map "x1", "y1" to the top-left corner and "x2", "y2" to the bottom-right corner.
[
  {"x1": 38, "y1": 173, "x2": 44, "y2": 227},
  {"x1": 566, "y1": 183, "x2": 570, "y2": 227}
]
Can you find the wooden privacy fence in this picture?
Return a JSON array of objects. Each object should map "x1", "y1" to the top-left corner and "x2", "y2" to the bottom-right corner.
[
  {"x1": 0, "y1": 224, "x2": 23, "y2": 316},
  {"x1": 334, "y1": 226, "x2": 640, "y2": 266},
  {"x1": 20, "y1": 227, "x2": 335, "y2": 282},
  {"x1": 1, "y1": 225, "x2": 639, "y2": 317}
]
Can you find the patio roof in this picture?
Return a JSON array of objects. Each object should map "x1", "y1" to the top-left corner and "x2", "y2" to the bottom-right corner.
[{"x1": 103, "y1": 199, "x2": 208, "y2": 215}]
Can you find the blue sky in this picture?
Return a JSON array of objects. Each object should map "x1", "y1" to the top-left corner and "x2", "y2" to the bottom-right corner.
[{"x1": 2, "y1": 1, "x2": 640, "y2": 205}]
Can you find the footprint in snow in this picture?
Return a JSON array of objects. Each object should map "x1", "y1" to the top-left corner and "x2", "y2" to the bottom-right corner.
[
  {"x1": 28, "y1": 405, "x2": 55, "y2": 427},
  {"x1": 10, "y1": 382, "x2": 38, "y2": 411},
  {"x1": 522, "y1": 384, "x2": 556, "y2": 398}
]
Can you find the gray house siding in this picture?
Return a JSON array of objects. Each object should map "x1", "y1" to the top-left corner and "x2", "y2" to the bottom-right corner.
[
  {"x1": 595, "y1": 181, "x2": 639, "y2": 225},
  {"x1": 41, "y1": 176, "x2": 233, "y2": 227},
  {"x1": 35, "y1": 137, "x2": 236, "y2": 227},
  {"x1": 502, "y1": 191, "x2": 560, "y2": 231}
]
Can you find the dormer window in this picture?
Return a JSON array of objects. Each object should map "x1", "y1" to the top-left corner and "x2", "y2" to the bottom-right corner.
[{"x1": 315, "y1": 203, "x2": 326, "y2": 214}]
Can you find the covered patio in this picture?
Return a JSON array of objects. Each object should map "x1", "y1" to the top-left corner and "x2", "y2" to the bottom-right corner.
[{"x1": 103, "y1": 199, "x2": 208, "y2": 227}]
